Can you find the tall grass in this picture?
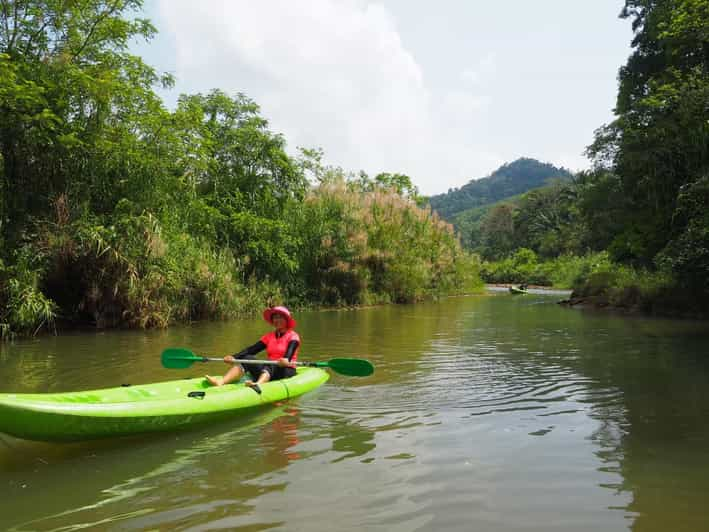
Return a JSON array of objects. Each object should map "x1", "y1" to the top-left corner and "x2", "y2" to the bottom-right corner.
[{"x1": 299, "y1": 180, "x2": 483, "y2": 305}]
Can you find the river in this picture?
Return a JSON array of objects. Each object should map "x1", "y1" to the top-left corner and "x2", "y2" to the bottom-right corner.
[{"x1": 1, "y1": 291, "x2": 708, "y2": 531}]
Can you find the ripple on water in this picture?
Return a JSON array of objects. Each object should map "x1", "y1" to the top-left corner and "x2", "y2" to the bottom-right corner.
[{"x1": 317, "y1": 339, "x2": 624, "y2": 428}]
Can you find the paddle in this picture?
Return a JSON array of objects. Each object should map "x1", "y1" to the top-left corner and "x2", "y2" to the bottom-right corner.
[{"x1": 161, "y1": 347, "x2": 374, "y2": 377}]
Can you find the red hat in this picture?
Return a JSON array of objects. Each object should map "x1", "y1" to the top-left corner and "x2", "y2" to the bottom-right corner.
[{"x1": 263, "y1": 306, "x2": 296, "y2": 329}]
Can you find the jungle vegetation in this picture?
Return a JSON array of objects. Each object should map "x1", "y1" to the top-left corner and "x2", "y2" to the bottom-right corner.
[{"x1": 0, "y1": 0, "x2": 481, "y2": 337}]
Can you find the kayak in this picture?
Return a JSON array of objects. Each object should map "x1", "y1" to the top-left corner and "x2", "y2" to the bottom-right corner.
[
  {"x1": 509, "y1": 286, "x2": 528, "y2": 295},
  {"x1": 0, "y1": 367, "x2": 328, "y2": 442}
]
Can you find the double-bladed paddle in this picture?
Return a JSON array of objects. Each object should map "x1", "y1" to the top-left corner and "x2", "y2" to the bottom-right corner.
[{"x1": 161, "y1": 347, "x2": 374, "y2": 377}]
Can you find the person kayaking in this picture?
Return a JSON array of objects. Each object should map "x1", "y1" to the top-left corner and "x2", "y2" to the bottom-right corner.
[{"x1": 205, "y1": 306, "x2": 300, "y2": 394}]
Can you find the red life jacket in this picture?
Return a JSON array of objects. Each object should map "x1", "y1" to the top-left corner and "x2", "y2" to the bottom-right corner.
[{"x1": 260, "y1": 330, "x2": 301, "y2": 362}]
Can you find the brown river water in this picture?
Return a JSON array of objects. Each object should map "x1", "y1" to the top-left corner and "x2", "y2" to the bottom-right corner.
[{"x1": 1, "y1": 291, "x2": 708, "y2": 531}]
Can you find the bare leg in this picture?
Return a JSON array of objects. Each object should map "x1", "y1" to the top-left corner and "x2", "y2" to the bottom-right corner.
[
  {"x1": 205, "y1": 364, "x2": 245, "y2": 387},
  {"x1": 246, "y1": 370, "x2": 271, "y2": 389}
]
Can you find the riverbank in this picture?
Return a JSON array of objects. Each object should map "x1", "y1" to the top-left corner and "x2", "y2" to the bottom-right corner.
[
  {"x1": 483, "y1": 251, "x2": 708, "y2": 320},
  {"x1": 558, "y1": 291, "x2": 709, "y2": 320},
  {"x1": 0, "y1": 282, "x2": 486, "y2": 341},
  {"x1": 558, "y1": 271, "x2": 709, "y2": 320},
  {"x1": 485, "y1": 284, "x2": 572, "y2": 297}
]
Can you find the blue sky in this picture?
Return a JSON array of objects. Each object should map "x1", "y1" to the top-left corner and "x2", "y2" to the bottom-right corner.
[{"x1": 134, "y1": 1, "x2": 632, "y2": 195}]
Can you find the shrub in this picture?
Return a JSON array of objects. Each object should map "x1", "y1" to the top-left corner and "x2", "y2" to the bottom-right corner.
[
  {"x1": 482, "y1": 252, "x2": 611, "y2": 288},
  {"x1": 297, "y1": 179, "x2": 482, "y2": 305},
  {"x1": 0, "y1": 248, "x2": 57, "y2": 338}
]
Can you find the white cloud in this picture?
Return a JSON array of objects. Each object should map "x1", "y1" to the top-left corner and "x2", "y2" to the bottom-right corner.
[
  {"x1": 461, "y1": 52, "x2": 496, "y2": 86},
  {"x1": 151, "y1": 0, "x2": 632, "y2": 194},
  {"x1": 157, "y1": 0, "x2": 495, "y2": 194}
]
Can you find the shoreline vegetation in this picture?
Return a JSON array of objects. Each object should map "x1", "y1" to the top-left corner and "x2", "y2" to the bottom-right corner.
[
  {"x1": 1, "y1": 1, "x2": 707, "y2": 338},
  {"x1": 432, "y1": 2, "x2": 708, "y2": 321},
  {"x1": 0, "y1": 154, "x2": 484, "y2": 339},
  {"x1": 0, "y1": 1, "x2": 482, "y2": 340},
  {"x1": 482, "y1": 251, "x2": 708, "y2": 319}
]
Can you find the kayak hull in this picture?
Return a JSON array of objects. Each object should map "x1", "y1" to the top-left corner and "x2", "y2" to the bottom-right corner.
[
  {"x1": 509, "y1": 286, "x2": 528, "y2": 295},
  {"x1": 0, "y1": 367, "x2": 328, "y2": 442}
]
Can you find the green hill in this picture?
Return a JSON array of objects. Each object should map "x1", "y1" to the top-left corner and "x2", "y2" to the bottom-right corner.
[{"x1": 429, "y1": 158, "x2": 573, "y2": 220}]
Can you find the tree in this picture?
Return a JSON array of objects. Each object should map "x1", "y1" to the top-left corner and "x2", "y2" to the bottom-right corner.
[
  {"x1": 480, "y1": 203, "x2": 516, "y2": 260},
  {"x1": 0, "y1": 0, "x2": 170, "y2": 243},
  {"x1": 171, "y1": 90, "x2": 308, "y2": 284},
  {"x1": 587, "y1": 0, "x2": 709, "y2": 266},
  {"x1": 513, "y1": 183, "x2": 580, "y2": 257}
]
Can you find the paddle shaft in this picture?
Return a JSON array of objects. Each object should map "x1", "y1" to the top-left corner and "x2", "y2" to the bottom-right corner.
[{"x1": 199, "y1": 356, "x2": 317, "y2": 368}]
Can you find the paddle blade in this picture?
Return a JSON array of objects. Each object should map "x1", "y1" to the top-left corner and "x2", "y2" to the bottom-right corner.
[
  {"x1": 161, "y1": 348, "x2": 201, "y2": 369},
  {"x1": 324, "y1": 358, "x2": 375, "y2": 377}
]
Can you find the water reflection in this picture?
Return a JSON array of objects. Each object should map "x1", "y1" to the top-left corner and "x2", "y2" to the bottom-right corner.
[
  {"x1": 4, "y1": 406, "x2": 294, "y2": 530},
  {"x1": 329, "y1": 419, "x2": 377, "y2": 463},
  {"x1": 259, "y1": 406, "x2": 302, "y2": 468}
]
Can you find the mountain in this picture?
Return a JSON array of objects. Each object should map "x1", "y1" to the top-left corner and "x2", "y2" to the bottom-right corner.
[{"x1": 428, "y1": 158, "x2": 573, "y2": 220}]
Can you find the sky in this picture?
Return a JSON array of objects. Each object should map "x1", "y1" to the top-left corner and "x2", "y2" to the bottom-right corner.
[{"x1": 135, "y1": 1, "x2": 633, "y2": 195}]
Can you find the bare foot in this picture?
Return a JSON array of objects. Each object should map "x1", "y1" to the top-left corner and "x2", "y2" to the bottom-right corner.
[{"x1": 205, "y1": 375, "x2": 223, "y2": 386}]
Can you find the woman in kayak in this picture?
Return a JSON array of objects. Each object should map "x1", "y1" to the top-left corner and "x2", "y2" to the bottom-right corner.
[{"x1": 205, "y1": 306, "x2": 300, "y2": 394}]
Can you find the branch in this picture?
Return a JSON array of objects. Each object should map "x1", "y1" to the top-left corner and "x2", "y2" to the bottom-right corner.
[
  {"x1": 1, "y1": 1, "x2": 10, "y2": 50},
  {"x1": 7, "y1": 0, "x2": 31, "y2": 53},
  {"x1": 23, "y1": 18, "x2": 49, "y2": 58},
  {"x1": 71, "y1": 0, "x2": 123, "y2": 60}
]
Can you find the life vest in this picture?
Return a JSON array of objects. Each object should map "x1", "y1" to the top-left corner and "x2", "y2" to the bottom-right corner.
[{"x1": 260, "y1": 330, "x2": 301, "y2": 362}]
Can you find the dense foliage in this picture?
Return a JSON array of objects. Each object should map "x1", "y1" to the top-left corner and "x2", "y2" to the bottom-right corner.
[
  {"x1": 587, "y1": 0, "x2": 708, "y2": 276},
  {"x1": 575, "y1": 0, "x2": 709, "y2": 311},
  {"x1": 429, "y1": 158, "x2": 572, "y2": 220},
  {"x1": 450, "y1": 1, "x2": 709, "y2": 315},
  {"x1": 0, "y1": 1, "x2": 481, "y2": 337}
]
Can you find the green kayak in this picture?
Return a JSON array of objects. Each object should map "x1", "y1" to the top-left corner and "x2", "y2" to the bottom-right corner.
[
  {"x1": 509, "y1": 286, "x2": 528, "y2": 295},
  {"x1": 0, "y1": 367, "x2": 328, "y2": 442}
]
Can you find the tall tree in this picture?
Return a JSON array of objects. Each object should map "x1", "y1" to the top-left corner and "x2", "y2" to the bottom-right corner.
[
  {"x1": 587, "y1": 0, "x2": 709, "y2": 266},
  {"x1": 480, "y1": 203, "x2": 516, "y2": 260},
  {"x1": 0, "y1": 0, "x2": 168, "y2": 243}
]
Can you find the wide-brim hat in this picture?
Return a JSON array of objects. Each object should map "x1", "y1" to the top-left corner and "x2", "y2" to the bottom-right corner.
[{"x1": 263, "y1": 306, "x2": 296, "y2": 329}]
